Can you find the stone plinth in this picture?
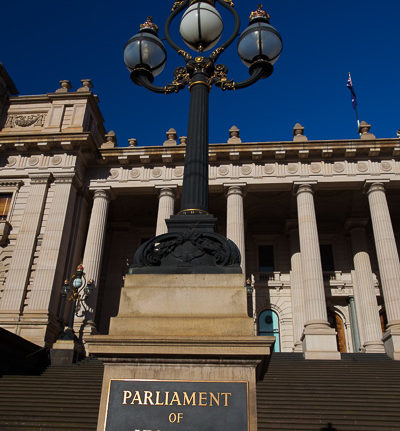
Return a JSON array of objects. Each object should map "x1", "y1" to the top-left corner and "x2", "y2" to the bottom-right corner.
[
  {"x1": 88, "y1": 336, "x2": 273, "y2": 431},
  {"x1": 87, "y1": 274, "x2": 273, "y2": 431},
  {"x1": 109, "y1": 274, "x2": 253, "y2": 337}
]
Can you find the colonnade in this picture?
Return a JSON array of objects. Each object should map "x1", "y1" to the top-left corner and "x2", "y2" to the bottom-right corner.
[{"x1": 79, "y1": 181, "x2": 400, "y2": 359}]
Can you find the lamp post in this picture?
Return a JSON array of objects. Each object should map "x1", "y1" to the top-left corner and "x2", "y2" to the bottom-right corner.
[
  {"x1": 124, "y1": 1, "x2": 282, "y2": 274},
  {"x1": 59, "y1": 264, "x2": 94, "y2": 340}
]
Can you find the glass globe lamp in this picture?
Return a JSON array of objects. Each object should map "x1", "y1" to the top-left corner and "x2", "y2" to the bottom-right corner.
[
  {"x1": 124, "y1": 17, "x2": 167, "y2": 78},
  {"x1": 72, "y1": 277, "x2": 83, "y2": 290},
  {"x1": 179, "y1": 1, "x2": 223, "y2": 52},
  {"x1": 237, "y1": 6, "x2": 282, "y2": 69}
]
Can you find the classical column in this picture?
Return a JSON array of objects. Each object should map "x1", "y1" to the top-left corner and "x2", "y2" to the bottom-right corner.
[
  {"x1": 296, "y1": 183, "x2": 339, "y2": 359},
  {"x1": 155, "y1": 187, "x2": 176, "y2": 236},
  {"x1": 0, "y1": 174, "x2": 51, "y2": 318},
  {"x1": 366, "y1": 182, "x2": 400, "y2": 359},
  {"x1": 27, "y1": 174, "x2": 79, "y2": 316},
  {"x1": 347, "y1": 220, "x2": 384, "y2": 352},
  {"x1": 286, "y1": 220, "x2": 305, "y2": 352},
  {"x1": 226, "y1": 185, "x2": 246, "y2": 276},
  {"x1": 82, "y1": 188, "x2": 111, "y2": 330}
]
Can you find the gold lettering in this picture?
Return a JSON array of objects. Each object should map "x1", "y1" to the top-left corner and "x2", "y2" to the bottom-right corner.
[
  {"x1": 170, "y1": 391, "x2": 182, "y2": 405},
  {"x1": 198, "y1": 392, "x2": 207, "y2": 406},
  {"x1": 164, "y1": 391, "x2": 169, "y2": 406},
  {"x1": 130, "y1": 391, "x2": 143, "y2": 405},
  {"x1": 221, "y1": 392, "x2": 232, "y2": 407},
  {"x1": 209, "y1": 392, "x2": 220, "y2": 406},
  {"x1": 155, "y1": 391, "x2": 163, "y2": 405},
  {"x1": 122, "y1": 390, "x2": 132, "y2": 405},
  {"x1": 183, "y1": 392, "x2": 196, "y2": 406},
  {"x1": 143, "y1": 391, "x2": 154, "y2": 405}
]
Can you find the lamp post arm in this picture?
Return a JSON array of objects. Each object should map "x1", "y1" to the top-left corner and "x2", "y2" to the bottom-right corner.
[
  {"x1": 130, "y1": 69, "x2": 190, "y2": 94},
  {"x1": 235, "y1": 64, "x2": 273, "y2": 89},
  {"x1": 165, "y1": 0, "x2": 192, "y2": 61},
  {"x1": 210, "y1": 0, "x2": 241, "y2": 62},
  {"x1": 213, "y1": 62, "x2": 273, "y2": 91}
]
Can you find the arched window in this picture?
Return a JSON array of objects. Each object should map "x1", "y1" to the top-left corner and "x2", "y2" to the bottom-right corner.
[{"x1": 258, "y1": 310, "x2": 280, "y2": 352}]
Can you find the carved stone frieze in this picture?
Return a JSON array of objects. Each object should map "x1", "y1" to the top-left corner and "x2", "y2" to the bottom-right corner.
[
  {"x1": 240, "y1": 165, "x2": 252, "y2": 176},
  {"x1": 6, "y1": 156, "x2": 18, "y2": 167},
  {"x1": 333, "y1": 162, "x2": 345, "y2": 173},
  {"x1": 152, "y1": 168, "x2": 162, "y2": 178},
  {"x1": 357, "y1": 162, "x2": 368, "y2": 172},
  {"x1": 310, "y1": 162, "x2": 322, "y2": 174},
  {"x1": 218, "y1": 166, "x2": 229, "y2": 176},
  {"x1": 381, "y1": 161, "x2": 392, "y2": 172},
  {"x1": 173, "y1": 167, "x2": 183, "y2": 177},
  {"x1": 5, "y1": 113, "x2": 47, "y2": 128},
  {"x1": 108, "y1": 169, "x2": 120, "y2": 180},
  {"x1": 130, "y1": 168, "x2": 141, "y2": 179},
  {"x1": 264, "y1": 164, "x2": 275, "y2": 175},
  {"x1": 28, "y1": 156, "x2": 40, "y2": 166},
  {"x1": 287, "y1": 163, "x2": 298, "y2": 174},
  {"x1": 51, "y1": 155, "x2": 63, "y2": 166}
]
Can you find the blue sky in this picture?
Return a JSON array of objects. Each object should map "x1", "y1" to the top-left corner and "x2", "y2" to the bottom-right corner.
[{"x1": 2, "y1": 1, "x2": 399, "y2": 146}]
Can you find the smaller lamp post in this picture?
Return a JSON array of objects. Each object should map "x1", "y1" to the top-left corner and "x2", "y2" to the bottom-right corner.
[{"x1": 59, "y1": 264, "x2": 94, "y2": 340}]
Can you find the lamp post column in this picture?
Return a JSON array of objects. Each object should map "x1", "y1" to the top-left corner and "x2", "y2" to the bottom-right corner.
[
  {"x1": 295, "y1": 183, "x2": 340, "y2": 359},
  {"x1": 366, "y1": 181, "x2": 400, "y2": 359},
  {"x1": 179, "y1": 71, "x2": 210, "y2": 214}
]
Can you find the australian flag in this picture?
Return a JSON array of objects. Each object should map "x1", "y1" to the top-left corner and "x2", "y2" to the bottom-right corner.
[{"x1": 347, "y1": 73, "x2": 357, "y2": 110}]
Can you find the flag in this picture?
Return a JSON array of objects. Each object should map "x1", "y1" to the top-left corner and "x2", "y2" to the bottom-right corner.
[{"x1": 347, "y1": 73, "x2": 357, "y2": 110}]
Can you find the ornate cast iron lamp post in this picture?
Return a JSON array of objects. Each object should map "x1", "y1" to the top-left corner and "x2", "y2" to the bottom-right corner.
[
  {"x1": 124, "y1": 2, "x2": 282, "y2": 274},
  {"x1": 59, "y1": 264, "x2": 94, "y2": 340}
]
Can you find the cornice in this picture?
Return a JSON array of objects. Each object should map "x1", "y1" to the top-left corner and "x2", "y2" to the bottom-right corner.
[
  {"x1": 8, "y1": 91, "x2": 99, "y2": 104},
  {"x1": 99, "y1": 138, "x2": 400, "y2": 166},
  {"x1": 0, "y1": 132, "x2": 99, "y2": 154}
]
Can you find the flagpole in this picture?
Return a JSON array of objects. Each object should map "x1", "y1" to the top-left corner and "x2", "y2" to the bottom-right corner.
[{"x1": 348, "y1": 72, "x2": 360, "y2": 131}]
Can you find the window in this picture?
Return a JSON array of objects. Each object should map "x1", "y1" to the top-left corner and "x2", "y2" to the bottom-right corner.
[
  {"x1": 0, "y1": 194, "x2": 12, "y2": 221},
  {"x1": 258, "y1": 245, "x2": 274, "y2": 273},
  {"x1": 320, "y1": 244, "x2": 334, "y2": 271}
]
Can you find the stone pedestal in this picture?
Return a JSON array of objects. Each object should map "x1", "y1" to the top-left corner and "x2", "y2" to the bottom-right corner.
[
  {"x1": 383, "y1": 326, "x2": 400, "y2": 360},
  {"x1": 301, "y1": 325, "x2": 341, "y2": 360},
  {"x1": 87, "y1": 274, "x2": 273, "y2": 431}
]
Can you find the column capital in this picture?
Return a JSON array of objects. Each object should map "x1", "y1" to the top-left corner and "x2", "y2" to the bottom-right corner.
[
  {"x1": 224, "y1": 183, "x2": 247, "y2": 197},
  {"x1": 364, "y1": 180, "x2": 389, "y2": 195},
  {"x1": 293, "y1": 181, "x2": 317, "y2": 195},
  {"x1": 52, "y1": 172, "x2": 83, "y2": 189},
  {"x1": 155, "y1": 185, "x2": 177, "y2": 199},
  {"x1": 91, "y1": 188, "x2": 111, "y2": 201},
  {"x1": 29, "y1": 172, "x2": 52, "y2": 185}
]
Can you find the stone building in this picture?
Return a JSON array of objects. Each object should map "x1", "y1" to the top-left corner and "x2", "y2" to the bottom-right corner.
[{"x1": 1, "y1": 63, "x2": 400, "y2": 360}]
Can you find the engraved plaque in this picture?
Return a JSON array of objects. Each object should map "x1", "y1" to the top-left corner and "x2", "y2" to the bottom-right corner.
[{"x1": 104, "y1": 379, "x2": 249, "y2": 431}]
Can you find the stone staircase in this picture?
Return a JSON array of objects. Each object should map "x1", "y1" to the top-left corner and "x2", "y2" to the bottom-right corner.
[
  {"x1": 1, "y1": 352, "x2": 399, "y2": 430},
  {"x1": 257, "y1": 352, "x2": 400, "y2": 431},
  {"x1": 0, "y1": 358, "x2": 104, "y2": 431}
]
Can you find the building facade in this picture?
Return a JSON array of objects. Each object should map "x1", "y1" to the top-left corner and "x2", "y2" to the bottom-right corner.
[{"x1": 1, "y1": 64, "x2": 400, "y2": 358}]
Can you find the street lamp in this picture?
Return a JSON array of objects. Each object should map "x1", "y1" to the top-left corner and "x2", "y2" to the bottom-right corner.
[
  {"x1": 59, "y1": 264, "x2": 94, "y2": 340},
  {"x1": 125, "y1": 1, "x2": 282, "y2": 274}
]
